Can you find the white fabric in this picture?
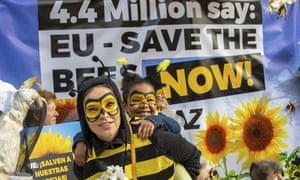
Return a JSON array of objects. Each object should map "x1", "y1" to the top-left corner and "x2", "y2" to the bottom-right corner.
[
  {"x1": 0, "y1": 77, "x2": 42, "y2": 179},
  {"x1": 9, "y1": 175, "x2": 33, "y2": 180},
  {"x1": 0, "y1": 80, "x2": 17, "y2": 112}
]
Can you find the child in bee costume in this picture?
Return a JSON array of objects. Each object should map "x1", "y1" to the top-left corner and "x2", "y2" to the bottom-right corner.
[
  {"x1": 121, "y1": 62, "x2": 192, "y2": 180},
  {"x1": 0, "y1": 77, "x2": 44, "y2": 179}
]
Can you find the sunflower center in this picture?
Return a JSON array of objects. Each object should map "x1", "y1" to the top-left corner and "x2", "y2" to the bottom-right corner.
[
  {"x1": 243, "y1": 114, "x2": 274, "y2": 151},
  {"x1": 253, "y1": 129, "x2": 261, "y2": 138},
  {"x1": 206, "y1": 125, "x2": 226, "y2": 153}
]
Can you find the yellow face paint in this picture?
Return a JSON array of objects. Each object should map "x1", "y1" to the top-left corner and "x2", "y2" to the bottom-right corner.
[
  {"x1": 129, "y1": 91, "x2": 156, "y2": 106},
  {"x1": 156, "y1": 88, "x2": 163, "y2": 97},
  {"x1": 84, "y1": 92, "x2": 118, "y2": 122}
]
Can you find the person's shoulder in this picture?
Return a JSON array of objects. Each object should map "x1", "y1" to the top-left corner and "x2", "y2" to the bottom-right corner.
[
  {"x1": 0, "y1": 80, "x2": 17, "y2": 92},
  {"x1": 0, "y1": 80, "x2": 17, "y2": 112}
]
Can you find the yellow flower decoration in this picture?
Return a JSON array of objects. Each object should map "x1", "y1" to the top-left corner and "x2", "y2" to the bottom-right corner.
[
  {"x1": 268, "y1": 0, "x2": 295, "y2": 17},
  {"x1": 116, "y1": 57, "x2": 128, "y2": 65},
  {"x1": 156, "y1": 59, "x2": 170, "y2": 72},
  {"x1": 231, "y1": 95, "x2": 288, "y2": 168},
  {"x1": 55, "y1": 98, "x2": 77, "y2": 123},
  {"x1": 36, "y1": 82, "x2": 43, "y2": 90},
  {"x1": 30, "y1": 128, "x2": 71, "y2": 159},
  {"x1": 195, "y1": 111, "x2": 235, "y2": 165}
]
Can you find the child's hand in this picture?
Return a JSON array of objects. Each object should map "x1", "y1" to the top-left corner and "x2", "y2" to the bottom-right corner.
[
  {"x1": 131, "y1": 119, "x2": 155, "y2": 140},
  {"x1": 74, "y1": 141, "x2": 91, "y2": 166}
]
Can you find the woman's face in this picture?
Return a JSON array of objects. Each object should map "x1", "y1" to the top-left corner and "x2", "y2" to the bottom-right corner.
[
  {"x1": 44, "y1": 99, "x2": 59, "y2": 125},
  {"x1": 124, "y1": 82, "x2": 157, "y2": 118},
  {"x1": 83, "y1": 85, "x2": 121, "y2": 142}
]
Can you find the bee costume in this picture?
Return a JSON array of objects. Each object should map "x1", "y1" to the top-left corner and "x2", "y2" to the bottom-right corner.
[{"x1": 74, "y1": 75, "x2": 200, "y2": 180}]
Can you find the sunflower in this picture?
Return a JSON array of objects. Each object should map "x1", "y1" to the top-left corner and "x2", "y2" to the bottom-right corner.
[
  {"x1": 231, "y1": 95, "x2": 288, "y2": 168},
  {"x1": 195, "y1": 111, "x2": 235, "y2": 165},
  {"x1": 55, "y1": 98, "x2": 77, "y2": 123},
  {"x1": 30, "y1": 128, "x2": 71, "y2": 159}
]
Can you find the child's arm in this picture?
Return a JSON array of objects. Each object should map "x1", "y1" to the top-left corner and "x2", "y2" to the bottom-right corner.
[
  {"x1": 72, "y1": 132, "x2": 91, "y2": 167},
  {"x1": 145, "y1": 112, "x2": 181, "y2": 134},
  {"x1": 131, "y1": 112, "x2": 181, "y2": 140}
]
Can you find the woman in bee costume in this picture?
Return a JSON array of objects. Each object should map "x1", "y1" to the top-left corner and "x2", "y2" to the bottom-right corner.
[{"x1": 73, "y1": 76, "x2": 201, "y2": 180}]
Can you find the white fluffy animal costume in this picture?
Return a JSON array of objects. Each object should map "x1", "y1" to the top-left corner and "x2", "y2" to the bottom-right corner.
[{"x1": 0, "y1": 77, "x2": 42, "y2": 179}]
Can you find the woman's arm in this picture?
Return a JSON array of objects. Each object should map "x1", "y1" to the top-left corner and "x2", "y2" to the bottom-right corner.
[{"x1": 150, "y1": 130, "x2": 201, "y2": 179}]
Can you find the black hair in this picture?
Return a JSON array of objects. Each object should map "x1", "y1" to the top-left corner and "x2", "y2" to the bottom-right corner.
[
  {"x1": 250, "y1": 160, "x2": 283, "y2": 180},
  {"x1": 120, "y1": 71, "x2": 155, "y2": 103},
  {"x1": 144, "y1": 65, "x2": 165, "y2": 92}
]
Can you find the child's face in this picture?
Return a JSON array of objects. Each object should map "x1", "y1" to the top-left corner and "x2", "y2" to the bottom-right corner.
[
  {"x1": 197, "y1": 167, "x2": 211, "y2": 180},
  {"x1": 155, "y1": 89, "x2": 168, "y2": 111},
  {"x1": 125, "y1": 83, "x2": 157, "y2": 118},
  {"x1": 266, "y1": 170, "x2": 283, "y2": 180}
]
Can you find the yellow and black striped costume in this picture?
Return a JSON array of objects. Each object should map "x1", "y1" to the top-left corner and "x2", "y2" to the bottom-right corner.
[
  {"x1": 75, "y1": 77, "x2": 201, "y2": 180},
  {"x1": 84, "y1": 133, "x2": 175, "y2": 180}
]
